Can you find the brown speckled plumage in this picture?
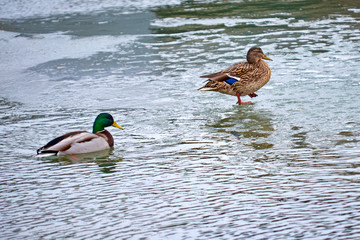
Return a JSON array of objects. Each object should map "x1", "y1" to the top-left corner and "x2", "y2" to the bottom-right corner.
[{"x1": 198, "y1": 47, "x2": 272, "y2": 104}]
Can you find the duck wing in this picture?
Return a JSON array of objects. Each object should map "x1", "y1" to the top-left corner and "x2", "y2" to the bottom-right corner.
[
  {"x1": 222, "y1": 62, "x2": 254, "y2": 80},
  {"x1": 200, "y1": 71, "x2": 229, "y2": 81},
  {"x1": 201, "y1": 62, "x2": 253, "y2": 82},
  {"x1": 37, "y1": 131, "x2": 108, "y2": 156},
  {"x1": 59, "y1": 135, "x2": 111, "y2": 155}
]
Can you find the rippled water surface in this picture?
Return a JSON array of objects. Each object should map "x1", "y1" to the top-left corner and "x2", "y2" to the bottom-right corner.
[{"x1": 1, "y1": 0, "x2": 360, "y2": 239}]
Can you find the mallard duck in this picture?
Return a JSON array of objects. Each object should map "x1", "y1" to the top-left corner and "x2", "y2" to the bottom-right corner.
[
  {"x1": 198, "y1": 47, "x2": 272, "y2": 104},
  {"x1": 36, "y1": 113, "x2": 123, "y2": 156}
]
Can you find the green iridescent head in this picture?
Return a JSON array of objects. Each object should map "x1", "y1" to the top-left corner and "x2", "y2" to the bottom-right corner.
[{"x1": 92, "y1": 113, "x2": 123, "y2": 133}]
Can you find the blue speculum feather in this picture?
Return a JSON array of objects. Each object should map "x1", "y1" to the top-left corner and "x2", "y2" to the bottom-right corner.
[{"x1": 225, "y1": 78, "x2": 238, "y2": 85}]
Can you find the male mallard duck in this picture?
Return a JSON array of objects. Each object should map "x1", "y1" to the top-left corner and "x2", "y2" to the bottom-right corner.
[
  {"x1": 36, "y1": 113, "x2": 123, "y2": 156},
  {"x1": 198, "y1": 47, "x2": 272, "y2": 104}
]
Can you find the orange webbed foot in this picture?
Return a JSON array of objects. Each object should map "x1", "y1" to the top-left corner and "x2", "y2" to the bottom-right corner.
[{"x1": 236, "y1": 92, "x2": 253, "y2": 105}]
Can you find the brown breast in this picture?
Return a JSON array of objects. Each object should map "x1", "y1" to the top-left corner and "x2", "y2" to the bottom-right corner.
[{"x1": 96, "y1": 130, "x2": 114, "y2": 147}]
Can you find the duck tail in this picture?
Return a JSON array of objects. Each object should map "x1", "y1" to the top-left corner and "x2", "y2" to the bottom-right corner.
[
  {"x1": 36, "y1": 150, "x2": 58, "y2": 157},
  {"x1": 198, "y1": 80, "x2": 218, "y2": 91},
  {"x1": 198, "y1": 86, "x2": 217, "y2": 91}
]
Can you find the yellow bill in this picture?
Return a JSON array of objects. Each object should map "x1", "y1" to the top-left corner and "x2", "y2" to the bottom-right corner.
[
  {"x1": 112, "y1": 121, "x2": 124, "y2": 129},
  {"x1": 262, "y1": 54, "x2": 272, "y2": 61}
]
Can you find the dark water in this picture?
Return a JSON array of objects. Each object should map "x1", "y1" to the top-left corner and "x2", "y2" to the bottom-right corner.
[{"x1": 1, "y1": 0, "x2": 360, "y2": 239}]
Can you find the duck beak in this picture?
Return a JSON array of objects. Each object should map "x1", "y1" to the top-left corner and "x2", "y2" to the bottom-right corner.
[
  {"x1": 262, "y1": 54, "x2": 272, "y2": 61},
  {"x1": 112, "y1": 121, "x2": 124, "y2": 129}
]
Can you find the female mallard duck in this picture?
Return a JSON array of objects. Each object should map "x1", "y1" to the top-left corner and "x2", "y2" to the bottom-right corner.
[
  {"x1": 36, "y1": 113, "x2": 123, "y2": 156},
  {"x1": 198, "y1": 47, "x2": 272, "y2": 104}
]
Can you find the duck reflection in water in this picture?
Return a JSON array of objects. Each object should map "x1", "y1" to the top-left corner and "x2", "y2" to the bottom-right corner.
[
  {"x1": 41, "y1": 149, "x2": 122, "y2": 173},
  {"x1": 207, "y1": 106, "x2": 275, "y2": 150}
]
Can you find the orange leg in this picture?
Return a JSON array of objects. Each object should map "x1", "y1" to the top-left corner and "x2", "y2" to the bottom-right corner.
[
  {"x1": 248, "y1": 93, "x2": 258, "y2": 98},
  {"x1": 236, "y1": 92, "x2": 252, "y2": 105}
]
